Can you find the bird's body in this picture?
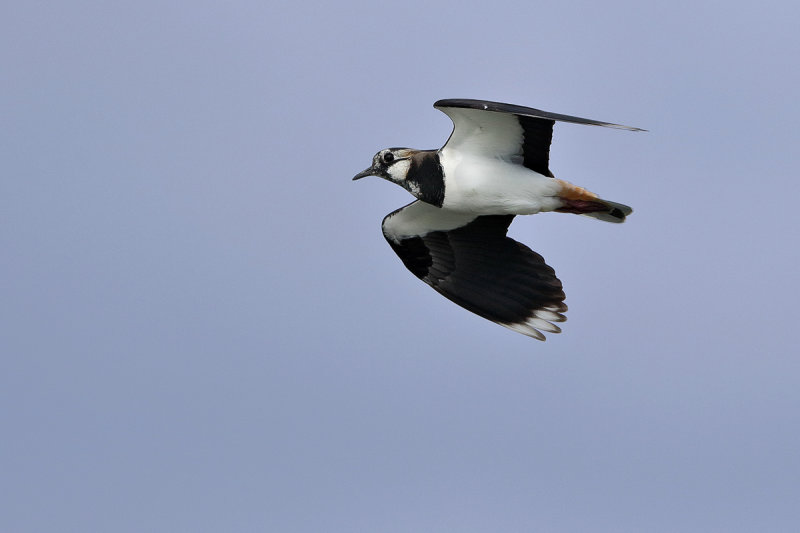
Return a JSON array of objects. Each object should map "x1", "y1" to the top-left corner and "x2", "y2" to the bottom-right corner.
[
  {"x1": 439, "y1": 151, "x2": 563, "y2": 215},
  {"x1": 353, "y1": 99, "x2": 642, "y2": 340}
]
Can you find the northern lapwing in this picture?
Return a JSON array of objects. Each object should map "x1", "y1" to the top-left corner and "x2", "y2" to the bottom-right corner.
[{"x1": 353, "y1": 99, "x2": 643, "y2": 340}]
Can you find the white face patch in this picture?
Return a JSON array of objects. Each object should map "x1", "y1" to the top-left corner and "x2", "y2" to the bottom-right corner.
[{"x1": 386, "y1": 158, "x2": 411, "y2": 184}]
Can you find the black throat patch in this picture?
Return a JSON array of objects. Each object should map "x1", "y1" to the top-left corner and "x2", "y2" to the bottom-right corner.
[{"x1": 407, "y1": 151, "x2": 445, "y2": 207}]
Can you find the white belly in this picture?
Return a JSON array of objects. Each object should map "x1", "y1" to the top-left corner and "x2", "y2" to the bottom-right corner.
[{"x1": 439, "y1": 151, "x2": 563, "y2": 215}]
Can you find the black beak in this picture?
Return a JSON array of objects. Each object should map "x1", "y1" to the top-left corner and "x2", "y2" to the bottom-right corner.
[
  {"x1": 352, "y1": 167, "x2": 374, "y2": 180},
  {"x1": 353, "y1": 166, "x2": 385, "y2": 181}
]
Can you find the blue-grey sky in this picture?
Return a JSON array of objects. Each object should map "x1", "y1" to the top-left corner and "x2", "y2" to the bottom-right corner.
[{"x1": 2, "y1": 1, "x2": 799, "y2": 531}]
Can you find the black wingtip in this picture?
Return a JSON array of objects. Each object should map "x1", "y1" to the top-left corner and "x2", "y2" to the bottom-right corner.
[{"x1": 434, "y1": 98, "x2": 646, "y2": 132}]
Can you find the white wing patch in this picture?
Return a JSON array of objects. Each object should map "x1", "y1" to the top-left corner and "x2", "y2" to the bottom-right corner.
[
  {"x1": 438, "y1": 107, "x2": 524, "y2": 161},
  {"x1": 382, "y1": 201, "x2": 477, "y2": 243}
]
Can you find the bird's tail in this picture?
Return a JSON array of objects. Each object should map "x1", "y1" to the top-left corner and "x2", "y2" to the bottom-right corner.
[
  {"x1": 580, "y1": 198, "x2": 633, "y2": 223},
  {"x1": 555, "y1": 179, "x2": 633, "y2": 223}
]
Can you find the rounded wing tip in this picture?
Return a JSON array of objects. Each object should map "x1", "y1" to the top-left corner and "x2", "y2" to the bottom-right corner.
[
  {"x1": 502, "y1": 309, "x2": 568, "y2": 341},
  {"x1": 503, "y1": 321, "x2": 548, "y2": 341}
]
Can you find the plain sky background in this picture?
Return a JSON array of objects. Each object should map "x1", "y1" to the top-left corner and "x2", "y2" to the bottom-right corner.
[{"x1": 2, "y1": 1, "x2": 799, "y2": 531}]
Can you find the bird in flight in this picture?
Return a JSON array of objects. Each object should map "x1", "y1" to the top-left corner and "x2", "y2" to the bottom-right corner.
[{"x1": 353, "y1": 99, "x2": 643, "y2": 340}]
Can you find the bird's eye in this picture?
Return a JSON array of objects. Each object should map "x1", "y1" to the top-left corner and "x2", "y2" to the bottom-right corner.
[{"x1": 382, "y1": 152, "x2": 395, "y2": 164}]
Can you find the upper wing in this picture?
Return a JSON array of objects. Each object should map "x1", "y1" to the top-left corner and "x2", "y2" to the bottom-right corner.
[
  {"x1": 434, "y1": 98, "x2": 644, "y2": 177},
  {"x1": 382, "y1": 200, "x2": 567, "y2": 340}
]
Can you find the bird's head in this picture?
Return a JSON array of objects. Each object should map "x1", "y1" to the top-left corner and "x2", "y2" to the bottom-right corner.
[{"x1": 352, "y1": 148, "x2": 415, "y2": 186}]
